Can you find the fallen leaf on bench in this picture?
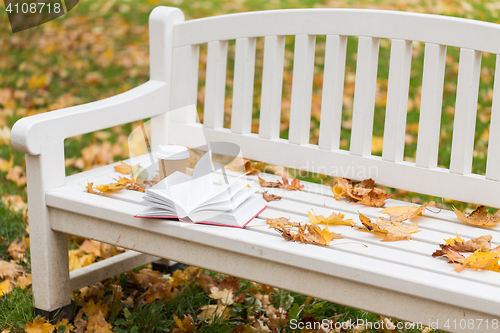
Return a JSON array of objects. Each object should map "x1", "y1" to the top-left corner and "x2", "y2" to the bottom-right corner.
[
  {"x1": 266, "y1": 217, "x2": 300, "y2": 228},
  {"x1": 356, "y1": 213, "x2": 420, "y2": 241},
  {"x1": 114, "y1": 160, "x2": 133, "y2": 174},
  {"x1": 444, "y1": 234, "x2": 492, "y2": 252},
  {"x1": 432, "y1": 244, "x2": 466, "y2": 264},
  {"x1": 263, "y1": 191, "x2": 282, "y2": 202},
  {"x1": 94, "y1": 182, "x2": 127, "y2": 193},
  {"x1": 23, "y1": 317, "x2": 55, "y2": 333},
  {"x1": 86, "y1": 182, "x2": 94, "y2": 193},
  {"x1": 308, "y1": 211, "x2": 355, "y2": 226},
  {"x1": 455, "y1": 250, "x2": 500, "y2": 273},
  {"x1": 281, "y1": 177, "x2": 304, "y2": 191},
  {"x1": 453, "y1": 205, "x2": 500, "y2": 227},
  {"x1": 380, "y1": 201, "x2": 435, "y2": 222},
  {"x1": 0, "y1": 260, "x2": 23, "y2": 280},
  {"x1": 275, "y1": 224, "x2": 343, "y2": 246},
  {"x1": 244, "y1": 159, "x2": 265, "y2": 175},
  {"x1": 258, "y1": 176, "x2": 281, "y2": 188},
  {"x1": 333, "y1": 178, "x2": 390, "y2": 207}
]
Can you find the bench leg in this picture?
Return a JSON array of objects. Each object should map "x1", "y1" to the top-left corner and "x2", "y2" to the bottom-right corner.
[{"x1": 26, "y1": 151, "x2": 73, "y2": 319}]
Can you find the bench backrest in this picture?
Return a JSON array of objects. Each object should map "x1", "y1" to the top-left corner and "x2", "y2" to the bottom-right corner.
[{"x1": 151, "y1": 7, "x2": 500, "y2": 208}]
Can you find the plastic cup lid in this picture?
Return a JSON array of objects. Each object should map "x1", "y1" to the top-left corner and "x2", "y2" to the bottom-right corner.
[{"x1": 156, "y1": 145, "x2": 190, "y2": 160}]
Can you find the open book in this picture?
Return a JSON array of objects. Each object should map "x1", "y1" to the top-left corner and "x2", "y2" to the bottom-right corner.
[{"x1": 135, "y1": 151, "x2": 266, "y2": 228}]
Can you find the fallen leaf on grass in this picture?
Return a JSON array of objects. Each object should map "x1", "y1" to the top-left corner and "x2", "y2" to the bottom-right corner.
[
  {"x1": 16, "y1": 274, "x2": 32, "y2": 289},
  {"x1": 7, "y1": 239, "x2": 26, "y2": 262},
  {"x1": 172, "y1": 314, "x2": 195, "y2": 333},
  {"x1": 281, "y1": 177, "x2": 304, "y2": 191},
  {"x1": 275, "y1": 224, "x2": 343, "y2": 246},
  {"x1": 445, "y1": 234, "x2": 492, "y2": 252},
  {"x1": 0, "y1": 279, "x2": 11, "y2": 296},
  {"x1": 55, "y1": 319, "x2": 74, "y2": 333},
  {"x1": 379, "y1": 202, "x2": 435, "y2": 222},
  {"x1": 2, "y1": 195, "x2": 27, "y2": 212},
  {"x1": 257, "y1": 176, "x2": 281, "y2": 188},
  {"x1": 453, "y1": 206, "x2": 500, "y2": 227},
  {"x1": 333, "y1": 178, "x2": 390, "y2": 207},
  {"x1": 198, "y1": 304, "x2": 230, "y2": 323},
  {"x1": 208, "y1": 286, "x2": 234, "y2": 305},
  {"x1": 86, "y1": 310, "x2": 113, "y2": 333},
  {"x1": 308, "y1": 211, "x2": 355, "y2": 226},
  {"x1": 432, "y1": 244, "x2": 466, "y2": 264},
  {"x1": 357, "y1": 213, "x2": 420, "y2": 241},
  {"x1": 0, "y1": 155, "x2": 14, "y2": 172},
  {"x1": 262, "y1": 191, "x2": 281, "y2": 202},
  {"x1": 6, "y1": 165, "x2": 27, "y2": 187},
  {"x1": 24, "y1": 317, "x2": 55, "y2": 333},
  {"x1": 0, "y1": 260, "x2": 23, "y2": 280}
]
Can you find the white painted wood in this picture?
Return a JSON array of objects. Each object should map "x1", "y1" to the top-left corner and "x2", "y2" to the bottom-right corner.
[
  {"x1": 259, "y1": 36, "x2": 285, "y2": 139},
  {"x1": 318, "y1": 35, "x2": 347, "y2": 150},
  {"x1": 231, "y1": 38, "x2": 256, "y2": 134},
  {"x1": 203, "y1": 40, "x2": 228, "y2": 129},
  {"x1": 450, "y1": 49, "x2": 481, "y2": 175},
  {"x1": 289, "y1": 35, "x2": 316, "y2": 145},
  {"x1": 70, "y1": 251, "x2": 158, "y2": 291},
  {"x1": 173, "y1": 9, "x2": 500, "y2": 54},
  {"x1": 486, "y1": 55, "x2": 500, "y2": 181},
  {"x1": 170, "y1": 45, "x2": 200, "y2": 121},
  {"x1": 382, "y1": 39, "x2": 412, "y2": 162},
  {"x1": 415, "y1": 43, "x2": 446, "y2": 168},
  {"x1": 350, "y1": 36, "x2": 380, "y2": 156}
]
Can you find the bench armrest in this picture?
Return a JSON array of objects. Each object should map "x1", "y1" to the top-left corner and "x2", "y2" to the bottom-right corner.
[{"x1": 11, "y1": 80, "x2": 167, "y2": 156}]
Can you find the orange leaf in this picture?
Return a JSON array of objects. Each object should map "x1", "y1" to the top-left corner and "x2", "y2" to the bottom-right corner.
[
  {"x1": 432, "y1": 244, "x2": 466, "y2": 264},
  {"x1": 114, "y1": 161, "x2": 133, "y2": 174},
  {"x1": 262, "y1": 191, "x2": 282, "y2": 202},
  {"x1": 356, "y1": 213, "x2": 420, "y2": 241},
  {"x1": 86, "y1": 310, "x2": 113, "y2": 333},
  {"x1": 86, "y1": 182, "x2": 94, "y2": 194},
  {"x1": 333, "y1": 178, "x2": 390, "y2": 207},
  {"x1": 281, "y1": 177, "x2": 304, "y2": 191},
  {"x1": 453, "y1": 206, "x2": 500, "y2": 227},
  {"x1": 257, "y1": 176, "x2": 281, "y2": 188}
]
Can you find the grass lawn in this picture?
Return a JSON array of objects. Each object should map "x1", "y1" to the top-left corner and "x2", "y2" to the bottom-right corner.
[{"x1": 1, "y1": 0, "x2": 498, "y2": 332}]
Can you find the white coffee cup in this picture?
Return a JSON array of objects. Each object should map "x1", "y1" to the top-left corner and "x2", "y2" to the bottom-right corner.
[{"x1": 157, "y1": 145, "x2": 190, "y2": 179}]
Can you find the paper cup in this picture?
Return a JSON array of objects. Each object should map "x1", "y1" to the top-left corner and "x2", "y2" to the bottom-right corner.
[{"x1": 157, "y1": 145, "x2": 190, "y2": 179}]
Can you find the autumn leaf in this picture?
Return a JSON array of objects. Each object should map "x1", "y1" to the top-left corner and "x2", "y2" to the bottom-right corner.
[
  {"x1": 274, "y1": 224, "x2": 343, "y2": 246},
  {"x1": 55, "y1": 319, "x2": 74, "y2": 333},
  {"x1": 455, "y1": 250, "x2": 500, "y2": 273},
  {"x1": 379, "y1": 202, "x2": 435, "y2": 222},
  {"x1": 7, "y1": 239, "x2": 26, "y2": 262},
  {"x1": 24, "y1": 317, "x2": 55, "y2": 333},
  {"x1": 86, "y1": 310, "x2": 113, "y2": 333},
  {"x1": 453, "y1": 206, "x2": 500, "y2": 227},
  {"x1": 0, "y1": 260, "x2": 23, "y2": 280},
  {"x1": 208, "y1": 286, "x2": 234, "y2": 305},
  {"x1": 0, "y1": 155, "x2": 14, "y2": 172},
  {"x1": 6, "y1": 165, "x2": 27, "y2": 187},
  {"x1": 143, "y1": 281, "x2": 173, "y2": 304},
  {"x1": 333, "y1": 178, "x2": 390, "y2": 207},
  {"x1": 1, "y1": 194, "x2": 27, "y2": 212},
  {"x1": 114, "y1": 161, "x2": 133, "y2": 174},
  {"x1": 445, "y1": 234, "x2": 492, "y2": 252},
  {"x1": 244, "y1": 159, "x2": 265, "y2": 175},
  {"x1": 85, "y1": 299, "x2": 110, "y2": 318},
  {"x1": 86, "y1": 182, "x2": 94, "y2": 193},
  {"x1": 198, "y1": 304, "x2": 230, "y2": 323},
  {"x1": 172, "y1": 314, "x2": 195, "y2": 333},
  {"x1": 265, "y1": 217, "x2": 300, "y2": 229},
  {"x1": 130, "y1": 268, "x2": 164, "y2": 289},
  {"x1": 432, "y1": 244, "x2": 466, "y2": 264},
  {"x1": 356, "y1": 213, "x2": 420, "y2": 241},
  {"x1": 307, "y1": 211, "x2": 355, "y2": 226},
  {"x1": 281, "y1": 177, "x2": 304, "y2": 191},
  {"x1": 257, "y1": 176, "x2": 281, "y2": 188},
  {"x1": 16, "y1": 274, "x2": 32, "y2": 289},
  {"x1": 0, "y1": 280, "x2": 11, "y2": 297},
  {"x1": 262, "y1": 191, "x2": 282, "y2": 202},
  {"x1": 79, "y1": 239, "x2": 103, "y2": 257}
]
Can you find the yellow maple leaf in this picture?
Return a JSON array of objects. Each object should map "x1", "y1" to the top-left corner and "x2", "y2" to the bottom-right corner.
[
  {"x1": 85, "y1": 299, "x2": 110, "y2": 318},
  {"x1": 55, "y1": 319, "x2": 74, "y2": 333},
  {"x1": 444, "y1": 233, "x2": 465, "y2": 247},
  {"x1": 379, "y1": 202, "x2": 435, "y2": 222},
  {"x1": 308, "y1": 211, "x2": 355, "y2": 226},
  {"x1": 456, "y1": 250, "x2": 500, "y2": 272},
  {"x1": 208, "y1": 286, "x2": 234, "y2": 305},
  {"x1": 0, "y1": 279, "x2": 11, "y2": 297},
  {"x1": 453, "y1": 205, "x2": 500, "y2": 227},
  {"x1": 114, "y1": 161, "x2": 133, "y2": 174},
  {"x1": 357, "y1": 213, "x2": 420, "y2": 241},
  {"x1": 24, "y1": 317, "x2": 55, "y2": 333},
  {"x1": 444, "y1": 234, "x2": 492, "y2": 252},
  {"x1": 86, "y1": 310, "x2": 113, "y2": 333}
]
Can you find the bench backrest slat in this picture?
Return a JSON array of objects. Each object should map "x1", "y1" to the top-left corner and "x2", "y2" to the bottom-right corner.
[
  {"x1": 485, "y1": 55, "x2": 500, "y2": 181},
  {"x1": 203, "y1": 40, "x2": 228, "y2": 129},
  {"x1": 289, "y1": 35, "x2": 316, "y2": 145},
  {"x1": 382, "y1": 39, "x2": 412, "y2": 163},
  {"x1": 231, "y1": 37, "x2": 256, "y2": 134},
  {"x1": 415, "y1": 43, "x2": 447, "y2": 169},
  {"x1": 350, "y1": 36, "x2": 379, "y2": 156},
  {"x1": 318, "y1": 34, "x2": 347, "y2": 151},
  {"x1": 258, "y1": 36, "x2": 286, "y2": 140},
  {"x1": 449, "y1": 48, "x2": 482, "y2": 175}
]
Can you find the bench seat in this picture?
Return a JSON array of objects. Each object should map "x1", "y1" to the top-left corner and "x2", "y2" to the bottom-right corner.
[{"x1": 45, "y1": 156, "x2": 500, "y2": 330}]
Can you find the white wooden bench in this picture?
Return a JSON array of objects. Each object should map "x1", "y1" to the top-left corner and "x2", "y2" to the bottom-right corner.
[{"x1": 11, "y1": 6, "x2": 500, "y2": 331}]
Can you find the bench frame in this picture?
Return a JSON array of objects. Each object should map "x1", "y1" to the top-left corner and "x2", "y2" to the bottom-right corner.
[{"x1": 11, "y1": 6, "x2": 500, "y2": 331}]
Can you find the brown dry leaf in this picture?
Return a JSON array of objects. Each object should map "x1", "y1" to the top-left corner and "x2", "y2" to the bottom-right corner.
[
  {"x1": 114, "y1": 161, "x2": 133, "y2": 174},
  {"x1": 257, "y1": 176, "x2": 281, "y2": 188},
  {"x1": 265, "y1": 217, "x2": 300, "y2": 229},
  {"x1": 172, "y1": 314, "x2": 195, "y2": 333},
  {"x1": 143, "y1": 281, "x2": 173, "y2": 304},
  {"x1": 379, "y1": 202, "x2": 435, "y2": 222},
  {"x1": 86, "y1": 310, "x2": 113, "y2": 333},
  {"x1": 275, "y1": 224, "x2": 343, "y2": 246},
  {"x1": 455, "y1": 250, "x2": 500, "y2": 272},
  {"x1": 6, "y1": 165, "x2": 26, "y2": 187},
  {"x1": 308, "y1": 211, "x2": 355, "y2": 226},
  {"x1": 16, "y1": 274, "x2": 32, "y2": 289},
  {"x1": 55, "y1": 319, "x2": 74, "y2": 333},
  {"x1": 131, "y1": 268, "x2": 164, "y2": 289},
  {"x1": 432, "y1": 244, "x2": 466, "y2": 264},
  {"x1": 453, "y1": 205, "x2": 500, "y2": 227},
  {"x1": 7, "y1": 239, "x2": 26, "y2": 262},
  {"x1": 262, "y1": 191, "x2": 282, "y2": 202},
  {"x1": 0, "y1": 260, "x2": 23, "y2": 280},
  {"x1": 198, "y1": 273, "x2": 216, "y2": 294},
  {"x1": 357, "y1": 213, "x2": 420, "y2": 241},
  {"x1": 333, "y1": 178, "x2": 390, "y2": 207},
  {"x1": 86, "y1": 182, "x2": 94, "y2": 194},
  {"x1": 281, "y1": 177, "x2": 304, "y2": 191},
  {"x1": 244, "y1": 159, "x2": 265, "y2": 175},
  {"x1": 198, "y1": 304, "x2": 230, "y2": 323},
  {"x1": 445, "y1": 234, "x2": 492, "y2": 252},
  {"x1": 24, "y1": 317, "x2": 55, "y2": 333},
  {"x1": 0, "y1": 279, "x2": 11, "y2": 297}
]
